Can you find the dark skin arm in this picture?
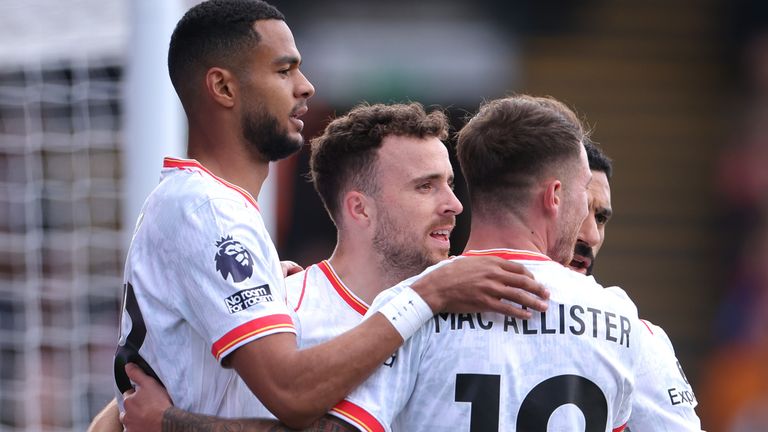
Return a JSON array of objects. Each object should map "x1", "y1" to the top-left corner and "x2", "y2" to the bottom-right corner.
[
  {"x1": 122, "y1": 359, "x2": 355, "y2": 432},
  {"x1": 163, "y1": 408, "x2": 355, "y2": 432}
]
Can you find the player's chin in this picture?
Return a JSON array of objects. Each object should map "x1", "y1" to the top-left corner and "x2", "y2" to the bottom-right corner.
[
  {"x1": 428, "y1": 248, "x2": 451, "y2": 264},
  {"x1": 283, "y1": 129, "x2": 305, "y2": 148}
]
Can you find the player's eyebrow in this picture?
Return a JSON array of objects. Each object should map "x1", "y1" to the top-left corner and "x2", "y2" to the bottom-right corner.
[
  {"x1": 412, "y1": 173, "x2": 445, "y2": 184},
  {"x1": 273, "y1": 55, "x2": 300, "y2": 66}
]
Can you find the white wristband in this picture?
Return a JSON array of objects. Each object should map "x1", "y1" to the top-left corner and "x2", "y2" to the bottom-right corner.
[{"x1": 377, "y1": 286, "x2": 434, "y2": 341}]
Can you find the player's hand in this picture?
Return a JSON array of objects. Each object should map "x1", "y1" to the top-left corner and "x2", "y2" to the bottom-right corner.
[
  {"x1": 281, "y1": 260, "x2": 303, "y2": 277},
  {"x1": 121, "y1": 363, "x2": 172, "y2": 432},
  {"x1": 411, "y1": 256, "x2": 549, "y2": 319}
]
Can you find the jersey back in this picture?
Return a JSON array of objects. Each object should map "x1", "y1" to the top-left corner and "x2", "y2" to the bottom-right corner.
[{"x1": 334, "y1": 249, "x2": 642, "y2": 432}]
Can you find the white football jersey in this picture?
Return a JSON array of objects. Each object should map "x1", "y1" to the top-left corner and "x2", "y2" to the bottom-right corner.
[
  {"x1": 114, "y1": 157, "x2": 296, "y2": 418},
  {"x1": 625, "y1": 318, "x2": 702, "y2": 431},
  {"x1": 332, "y1": 249, "x2": 644, "y2": 432},
  {"x1": 286, "y1": 260, "x2": 370, "y2": 349}
]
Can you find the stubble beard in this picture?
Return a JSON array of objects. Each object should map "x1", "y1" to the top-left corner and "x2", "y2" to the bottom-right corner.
[
  {"x1": 551, "y1": 208, "x2": 581, "y2": 267},
  {"x1": 573, "y1": 240, "x2": 596, "y2": 276},
  {"x1": 372, "y1": 208, "x2": 443, "y2": 285},
  {"x1": 242, "y1": 105, "x2": 303, "y2": 162}
]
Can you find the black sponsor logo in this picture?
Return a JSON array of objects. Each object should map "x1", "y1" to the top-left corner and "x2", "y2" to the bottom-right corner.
[
  {"x1": 668, "y1": 387, "x2": 697, "y2": 406},
  {"x1": 215, "y1": 236, "x2": 254, "y2": 283},
  {"x1": 225, "y1": 284, "x2": 273, "y2": 314}
]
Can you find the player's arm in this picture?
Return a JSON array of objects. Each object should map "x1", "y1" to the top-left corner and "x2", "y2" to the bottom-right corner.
[
  {"x1": 87, "y1": 398, "x2": 122, "y2": 432},
  {"x1": 230, "y1": 256, "x2": 548, "y2": 429},
  {"x1": 162, "y1": 410, "x2": 354, "y2": 432},
  {"x1": 163, "y1": 410, "x2": 354, "y2": 432},
  {"x1": 120, "y1": 363, "x2": 362, "y2": 432}
]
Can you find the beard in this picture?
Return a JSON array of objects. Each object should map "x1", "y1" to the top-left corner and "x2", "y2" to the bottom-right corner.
[
  {"x1": 372, "y1": 207, "x2": 448, "y2": 284},
  {"x1": 550, "y1": 207, "x2": 581, "y2": 266},
  {"x1": 573, "y1": 240, "x2": 596, "y2": 275},
  {"x1": 242, "y1": 106, "x2": 303, "y2": 162}
]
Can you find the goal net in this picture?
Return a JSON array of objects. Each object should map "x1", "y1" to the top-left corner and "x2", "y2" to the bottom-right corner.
[{"x1": 0, "y1": 1, "x2": 185, "y2": 430}]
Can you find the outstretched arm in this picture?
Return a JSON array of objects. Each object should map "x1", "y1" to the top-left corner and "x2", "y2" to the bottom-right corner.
[{"x1": 230, "y1": 256, "x2": 547, "y2": 428}]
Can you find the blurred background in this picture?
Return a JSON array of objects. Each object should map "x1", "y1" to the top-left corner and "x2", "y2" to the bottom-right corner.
[{"x1": 1, "y1": 0, "x2": 767, "y2": 430}]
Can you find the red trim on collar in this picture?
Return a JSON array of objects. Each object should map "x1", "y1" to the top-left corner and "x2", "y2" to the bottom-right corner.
[
  {"x1": 462, "y1": 248, "x2": 551, "y2": 262},
  {"x1": 317, "y1": 260, "x2": 368, "y2": 316},
  {"x1": 292, "y1": 267, "x2": 310, "y2": 312},
  {"x1": 163, "y1": 157, "x2": 260, "y2": 212}
]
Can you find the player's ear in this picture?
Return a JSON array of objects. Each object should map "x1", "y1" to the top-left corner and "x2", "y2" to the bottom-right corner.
[
  {"x1": 342, "y1": 190, "x2": 373, "y2": 227},
  {"x1": 205, "y1": 67, "x2": 237, "y2": 108},
  {"x1": 542, "y1": 179, "x2": 561, "y2": 218}
]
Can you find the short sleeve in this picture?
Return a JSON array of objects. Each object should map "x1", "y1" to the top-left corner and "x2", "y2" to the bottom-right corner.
[
  {"x1": 627, "y1": 320, "x2": 703, "y2": 431},
  {"x1": 162, "y1": 197, "x2": 295, "y2": 362}
]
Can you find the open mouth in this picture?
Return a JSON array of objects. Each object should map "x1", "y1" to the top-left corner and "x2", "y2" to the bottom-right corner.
[
  {"x1": 568, "y1": 254, "x2": 591, "y2": 274},
  {"x1": 429, "y1": 228, "x2": 452, "y2": 243},
  {"x1": 290, "y1": 106, "x2": 308, "y2": 131}
]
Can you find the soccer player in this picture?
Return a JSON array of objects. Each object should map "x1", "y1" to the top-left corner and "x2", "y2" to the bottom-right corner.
[
  {"x1": 569, "y1": 142, "x2": 702, "y2": 430},
  {"x1": 100, "y1": 0, "x2": 549, "y2": 430},
  {"x1": 568, "y1": 140, "x2": 613, "y2": 277},
  {"x1": 289, "y1": 102, "x2": 466, "y2": 349}
]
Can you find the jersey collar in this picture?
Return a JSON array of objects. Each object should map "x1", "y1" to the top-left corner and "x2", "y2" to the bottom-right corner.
[
  {"x1": 163, "y1": 157, "x2": 260, "y2": 212},
  {"x1": 462, "y1": 248, "x2": 552, "y2": 262},
  {"x1": 317, "y1": 260, "x2": 369, "y2": 316}
]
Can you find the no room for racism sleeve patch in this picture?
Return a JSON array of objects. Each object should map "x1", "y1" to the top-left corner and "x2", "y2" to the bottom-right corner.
[{"x1": 224, "y1": 284, "x2": 274, "y2": 314}]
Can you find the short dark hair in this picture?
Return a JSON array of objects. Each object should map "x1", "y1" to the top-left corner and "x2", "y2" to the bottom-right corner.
[
  {"x1": 310, "y1": 103, "x2": 450, "y2": 225},
  {"x1": 168, "y1": 0, "x2": 284, "y2": 102},
  {"x1": 584, "y1": 138, "x2": 613, "y2": 180},
  {"x1": 457, "y1": 95, "x2": 586, "y2": 216}
]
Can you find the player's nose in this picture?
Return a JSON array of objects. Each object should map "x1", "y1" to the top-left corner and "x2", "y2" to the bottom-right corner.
[
  {"x1": 441, "y1": 188, "x2": 463, "y2": 216},
  {"x1": 578, "y1": 212, "x2": 600, "y2": 247}
]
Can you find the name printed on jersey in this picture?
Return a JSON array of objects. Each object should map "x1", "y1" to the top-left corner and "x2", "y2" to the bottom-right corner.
[{"x1": 434, "y1": 303, "x2": 633, "y2": 349}]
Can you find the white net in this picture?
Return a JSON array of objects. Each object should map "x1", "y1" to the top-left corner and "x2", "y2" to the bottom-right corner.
[
  {"x1": 0, "y1": 58, "x2": 125, "y2": 432},
  {"x1": 0, "y1": 1, "x2": 190, "y2": 429},
  {"x1": 0, "y1": 1, "x2": 129, "y2": 428}
]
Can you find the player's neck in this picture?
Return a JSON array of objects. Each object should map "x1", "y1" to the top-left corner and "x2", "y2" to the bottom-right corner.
[
  {"x1": 187, "y1": 127, "x2": 269, "y2": 200},
  {"x1": 327, "y1": 246, "x2": 389, "y2": 305},
  {"x1": 464, "y1": 216, "x2": 547, "y2": 256}
]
